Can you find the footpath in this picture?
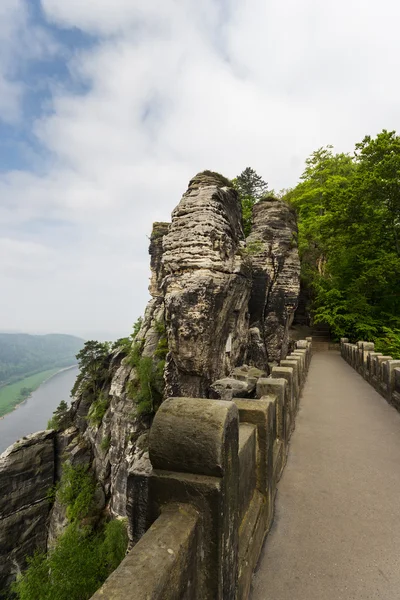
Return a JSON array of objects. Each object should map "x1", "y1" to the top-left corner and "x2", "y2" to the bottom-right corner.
[{"x1": 252, "y1": 351, "x2": 400, "y2": 600}]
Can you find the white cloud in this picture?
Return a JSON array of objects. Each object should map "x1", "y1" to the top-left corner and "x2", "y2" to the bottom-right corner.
[
  {"x1": 0, "y1": 0, "x2": 58, "y2": 122},
  {"x1": 2, "y1": 0, "x2": 400, "y2": 336}
]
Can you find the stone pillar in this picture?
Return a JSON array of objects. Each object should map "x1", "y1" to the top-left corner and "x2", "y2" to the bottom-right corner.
[
  {"x1": 292, "y1": 349, "x2": 308, "y2": 377},
  {"x1": 375, "y1": 356, "x2": 393, "y2": 391},
  {"x1": 256, "y1": 378, "x2": 288, "y2": 446},
  {"x1": 280, "y1": 360, "x2": 300, "y2": 402},
  {"x1": 233, "y1": 399, "x2": 275, "y2": 519},
  {"x1": 271, "y1": 366, "x2": 295, "y2": 425},
  {"x1": 146, "y1": 398, "x2": 240, "y2": 600},
  {"x1": 380, "y1": 360, "x2": 400, "y2": 403},
  {"x1": 392, "y1": 369, "x2": 400, "y2": 410}
]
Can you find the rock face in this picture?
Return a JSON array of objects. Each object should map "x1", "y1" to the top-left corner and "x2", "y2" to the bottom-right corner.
[
  {"x1": 247, "y1": 198, "x2": 300, "y2": 364},
  {"x1": 0, "y1": 431, "x2": 56, "y2": 595},
  {"x1": 162, "y1": 172, "x2": 252, "y2": 397}
]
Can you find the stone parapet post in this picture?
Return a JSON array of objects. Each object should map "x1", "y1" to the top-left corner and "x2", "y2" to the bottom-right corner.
[{"x1": 341, "y1": 340, "x2": 400, "y2": 413}]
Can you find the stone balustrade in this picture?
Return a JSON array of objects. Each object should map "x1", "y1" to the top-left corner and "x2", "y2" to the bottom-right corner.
[
  {"x1": 91, "y1": 339, "x2": 312, "y2": 600},
  {"x1": 340, "y1": 339, "x2": 400, "y2": 408}
]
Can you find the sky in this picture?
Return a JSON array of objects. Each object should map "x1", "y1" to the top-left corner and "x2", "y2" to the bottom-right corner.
[{"x1": 1, "y1": 0, "x2": 400, "y2": 340}]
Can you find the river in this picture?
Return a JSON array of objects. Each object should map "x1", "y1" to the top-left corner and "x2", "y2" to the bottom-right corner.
[{"x1": 0, "y1": 366, "x2": 80, "y2": 455}]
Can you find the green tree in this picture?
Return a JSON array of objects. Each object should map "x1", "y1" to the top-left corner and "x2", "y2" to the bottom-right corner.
[
  {"x1": 233, "y1": 167, "x2": 268, "y2": 236},
  {"x1": 47, "y1": 400, "x2": 71, "y2": 430},
  {"x1": 287, "y1": 131, "x2": 400, "y2": 351},
  {"x1": 12, "y1": 462, "x2": 128, "y2": 600},
  {"x1": 234, "y1": 167, "x2": 268, "y2": 199},
  {"x1": 72, "y1": 341, "x2": 110, "y2": 397},
  {"x1": 12, "y1": 521, "x2": 128, "y2": 600}
]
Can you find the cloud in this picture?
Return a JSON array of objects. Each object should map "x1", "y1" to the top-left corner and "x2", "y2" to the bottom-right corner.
[
  {"x1": 2, "y1": 0, "x2": 400, "y2": 336},
  {"x1": 0, "y1": 0, "x2": 58, "y2": 122}
]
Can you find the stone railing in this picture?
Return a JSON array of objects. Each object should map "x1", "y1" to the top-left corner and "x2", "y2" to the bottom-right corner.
[
  {"x1": 340, "y1": 339, "x2": 400, "y2": 410},
  {"x1": 91, "y1": 339, "x2": 312, "y2": 600}
]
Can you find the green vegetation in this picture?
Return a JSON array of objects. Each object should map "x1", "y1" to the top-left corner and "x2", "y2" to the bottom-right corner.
[
  {"x1": 87, "y1": 393, "x2": 109, "y2": 427},
  {"x1": 0, "y1": 333, "x2": 83, "y2": 388},
  {"x1": 242, "y1": 239, "x2": 263, "y2": 256},
  {"x1": 100, "y1": 434, "x2": 111, "y2": 452},
  {"x1": 233, "y1": 167, "x2": 269, "y2": 236},
  {"x1": 197, "y1": 170, "x2": 232, "y2": 187},
  {"x1": 12, "y1": 463, "x2": 128, "y2": 600},
  {"x1": 286, "y1": 130, "x2": 400, "y2": 356},
  {"x1": 57, "y1": 463, "x2": 97, "y2": 522},
  {"x1": 72, "y1": 341, "x2": 111, "y2": 398},
  {"x1": 127, "y1": 318, "x2": 167, "y2": 416},
  {"x1": 47, "y1": 400, "x2": 71, "y2": 430},
  {"x1": 0, "y1": 368, "x2": 60, "y2": 417}
]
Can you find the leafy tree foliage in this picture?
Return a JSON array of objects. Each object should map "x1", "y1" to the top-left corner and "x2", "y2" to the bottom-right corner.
[
  {"x1": 12, "y1": 520, "x2": 128, "y2": 600},
  {"x1": 233, "y1": 167, "x2": 268, "y2": 236},
  {"x1": 287, "y1": 130, "x2": 400, "y2": 353},
  {"x1": 12, "y1": 463, "x2": 128, "y2": 600},
  {"x1": 57, "y1": 462, "x2": 96, "y2": 522},
  {"x1": 72, "y1": 341, "x2": 111, "y2": 397},
  {"x1": 47, "y1": 400, "x2": 71, "y2": 430}
]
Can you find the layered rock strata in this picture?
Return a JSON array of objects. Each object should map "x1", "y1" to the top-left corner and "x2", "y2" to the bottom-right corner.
[
  {"x1": 0, "y1": 431, "x2": 55, "y2": 594},
  {"x1": 247, "y1": 198, "x2": 300, "y2": 364},
  {"x1": 163, "y1": 172, "x2": 252, "y2": 397}
]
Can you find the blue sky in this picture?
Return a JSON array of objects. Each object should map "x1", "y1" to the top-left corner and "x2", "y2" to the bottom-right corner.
[
  {"x1": 0, "y1": 0, "x2": 93, "y2": 173},
  {"x1": 2, "y1": 0, "x2": 400, "y2": 338}
]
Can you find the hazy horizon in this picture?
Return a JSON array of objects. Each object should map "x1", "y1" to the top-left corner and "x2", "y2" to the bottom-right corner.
[
  {"x1": 2, "y1": 0, "x2": 400, "y2": 335},
  {"x1": 0, "y1": 328, "x2": 134, "y2": 342}
]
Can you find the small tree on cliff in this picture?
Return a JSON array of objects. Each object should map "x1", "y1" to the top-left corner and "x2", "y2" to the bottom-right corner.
[
  {"x1": 72, "y1": 341, "x2": 110, "y2": 397},
  {"x1": 47, "y1": 400, "x2": 71, "y2": 430},
  {"x1": 233, "y1": 167, "x2": 268, "y2": 236}
]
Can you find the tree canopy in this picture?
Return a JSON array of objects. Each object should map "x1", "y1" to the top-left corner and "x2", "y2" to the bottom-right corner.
[
  {"x1": 286, "y1": 130, "x2": 400, "y2": 355},
  {"x1": 233, "y1": 167, "x2": 268, "y2": 236}
]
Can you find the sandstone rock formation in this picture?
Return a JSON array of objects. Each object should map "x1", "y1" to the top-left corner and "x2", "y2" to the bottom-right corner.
[
  {"x1": 246, "y1": 198, "x2": 300, "y2": 364},
  {"x1": 0, "y1": 431, "x2": 55, "y2": 595},
  {"x1": 162, "y1": 172, "x2": 252, "y2": 397}
]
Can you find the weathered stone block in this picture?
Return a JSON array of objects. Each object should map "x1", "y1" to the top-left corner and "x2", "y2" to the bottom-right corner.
[
  {"x1": 91, "y1": 503, "x2": 200, "y2": 600},
  {"x1": 380, "y1": 360, "x2": 400, "y2": 402},
  {"x1": 256, "y1": 379, "x2": 287, "y2": 443},
  {"x1": 209, "y1": 377, "x2": 255, "y2": 401},
  {"x1": 280, "y1": 359, "x2": 300, "y2": 401},
  {"x1": 392, "y1": 368, "x2": 400, "y2": 411},
  {"x1": 238, "y1": 491, "x2": 268, "y2": 600},
  {"x1": 238, "y1": 424, "x2": 257, "y2": 521},
  {"x1": 233, "y1": 398, "x2": 275, "y2": 501},
  {"x1": 366, "y1": 352, "x2": 382, "y2": 382},
  {"x1": 271, "y1": 366, "x2": 295, "y2": 430},
  {"x1": 147, "y1": 397, "x2": 239, "y2": 599},
  {"x1": 292, "y1": 349, "x2": 307, "y2": 374}
]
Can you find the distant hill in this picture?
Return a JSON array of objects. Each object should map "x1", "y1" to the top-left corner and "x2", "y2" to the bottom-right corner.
[{"x1": 0, "y1": 334, "x2": 84, "y2": 387}]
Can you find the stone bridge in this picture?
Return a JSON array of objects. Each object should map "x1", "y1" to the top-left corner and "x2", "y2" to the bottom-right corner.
[
  {"x1": 91, "y1": 338, "x2": 312, "y2": 600},
  {"x1": 91, "y1": 339, "x2": 400, "y2": 600}
]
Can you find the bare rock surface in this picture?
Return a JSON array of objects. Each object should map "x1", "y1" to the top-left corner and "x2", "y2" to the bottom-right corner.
[
  {"x1": 247, "y1": 198, "x2": 300, "y2": 364},
  {"x1": 0, "y1": 431, "x2": 56, "y2": 595},
  {"x1": 163, "y1": 172, "x2": 252, "y2": 397}
]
